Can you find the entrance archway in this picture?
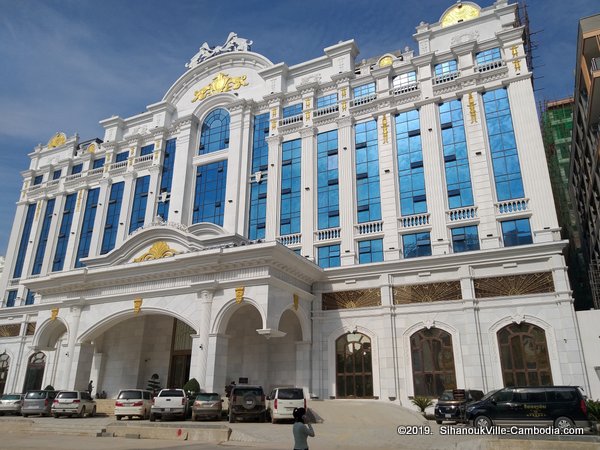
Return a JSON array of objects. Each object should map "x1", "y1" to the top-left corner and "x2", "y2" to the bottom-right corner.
[
  {"x1": 335, "y1": 333, "x2": 373, "y2": 398},
  {"x1": 0, "y1": 353, "x2": 9, "y2": 395},
  {"x1": 23, "y1": 352, "x2": 46, "y2": 392}
]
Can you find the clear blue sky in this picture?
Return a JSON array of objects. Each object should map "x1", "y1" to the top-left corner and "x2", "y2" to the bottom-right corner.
[{"x1": 0, "y1": 0, "x2": 597, "y2": 255}]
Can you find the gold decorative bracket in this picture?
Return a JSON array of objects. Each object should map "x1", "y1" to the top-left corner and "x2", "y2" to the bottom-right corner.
[
  {"x1": 50, "y1": 308, "x2": 59, "y2": 321},
  {"x1": 381, "y1": 114, "x2": 389, "y2": 143},
  {"x1": 235, "y1": 287, "x2": 245, "y2": 304},
  {"x1": 468, "y1": 93, "x2": 477, "y2": 123},
  {"x1": 133, "y1": 298, "x2": 143, "y2": 314},
  {"x1": 293, "y1": 294, "x2": 299, "y2": 311},
  {"x1": 133, "y1": 241, "x2": 178, "y2": 263}
]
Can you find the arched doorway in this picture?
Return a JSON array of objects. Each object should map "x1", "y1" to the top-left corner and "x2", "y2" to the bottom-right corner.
[
  {"x1": 335, "y1": 333, "x2": 373, "y2": 398},
  {"x1": 168, "y1": 319, "x2": 194, "y2": 389},
  {"x1": 0, "y1": 353, "x2": 9, "y2": 395},
  {"x1": 497, "y1": 322, "x2": 553, "y2": 386},
  {"x1": 410, "y1": 328, "x2": 456, "y2": 397},
  {"x1": 23, "y1": 352, "x2": 46, "y2": 392}
]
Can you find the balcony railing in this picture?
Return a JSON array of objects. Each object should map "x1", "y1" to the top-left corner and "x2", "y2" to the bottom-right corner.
[
  {"x1": 446, "y1": 206, "x2": 478, "y2": 222},
  {"x1": 355, "y1": 220, "x2": 384, "y2": 235},
  {"x1": 475, "y1": 60, "x2": 505, "y2": 73},
  {"x1": 315, "y1": 227, "x2": 341, "y2": 241},
  {"x1": 87, "y1": 167, "x2": 104, "y2": 179},
  {"x1": 277, "y1": 233, "x2": 302, "y2": 246},
  {"x1": 399, "y1": 213, "x2": 430, "y2": 228},
  {"x1": 279, "y1": 114, "x2": 303, "y2": 127},
  {"x1": 134, "y1": 154, "x2": 154, "y2": 168},
  {"x1": 350, "y1": 93, "x2": 377, "y2": 107},
  {"x1": 390, "y1": 82, "x2": 419, "y2": 96},
  {"x1": 65, "y1": 172, "x2": 83, "y2": 183},
  {"x1": 433, "y1": 71, "x2": 460, "y2": 85},
  {"x1": 314, "y1": 105, "x2": 339, "y2": 117},
  {"x1": 109, "y1": 161, "x2": 128, "y2": 174},
  {"x1": 495, "y1": 198, "x2": 530, "y2": 215}
]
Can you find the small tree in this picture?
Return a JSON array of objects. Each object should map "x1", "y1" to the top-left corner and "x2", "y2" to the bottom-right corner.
[
  {"x1": 44, "y1": 385, "x2": 55, "y2": 391},
  {"x1": 147, "y1": 373, "x2": 161, "y2": 395},
  {"x1": 183, "y1": 378, "x2": 200, "y2": 397},
  {"x1": 588, "y1": 399, "x2": 600, "y2": 422},
  {"x1": 410, "y1": 396, "x2": 433, "y2": 415}
]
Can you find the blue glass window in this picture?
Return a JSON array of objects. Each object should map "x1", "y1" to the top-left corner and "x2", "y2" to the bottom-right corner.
[
  {"x1": 100, "y1": 181, "x2": 124, "y2": 254},
  {"x1": 71, "y1": 164, "x2": 83, "y2": 175},
  {"x1": 115, "y1": 151, "x2": 129, "y2": 163},
  {"x1": 129, "y1": 176, "x2": 150, "y2": 233},
  {"x1": 248, "y1": 113, "x2": 270, "y2": 240},
  {"x1": 318, "y1": 244, "x2": 340, "y2": 268},
  {"x1": 75, "y1": 188, "x2": 100, "y2": 268},
  {"x1": 280, "y1": 139, "x2": 301, "y2": 235},
  {"x1": 355, "y1": 120, "x2": 381, "y2": 223},
  {"x1": 33, "y1": 175, "x2": 43, "y2": 185},
  {"x1": 199, "y1": 108, "x2": 230, "y2": 155},
  {"x1": 392, "y1": 71, "x2": 417, "y2": 89},
  {"x1": 483, "y1": 89, "x2": 524, "y2": 201},
  {"x1": 282, "y1": 103, "x2": 302, "y2": 118},
  {"x1": 396, "y1": 110, "x2": 426, "y2": 216},
  {"x1": 439, "y1": 100, "x2": 474, "y2": 209},
  {"x1": 193, "y1": 161, "x2": 227, "y2": 226},
  {"x1": 451, "y1": 225, "x2": 480, "y2": 253},
  {"x1": 501, "y1": 218, "x2": 532, "y2": 247},
  {"x1": 434, "y1": 60, "x2": 458, "y2": 77},
  {"x1": 317, "y1": 130, "x2": 339, "y2": 229},
  {"x1": 317, "y1": 93, "x2": 338, "y2": 109},
  {"x1": 92, "y1": 157, "x2": 105, "y2": 169},
  {"x1": 156, "y1": 138, "x2": 176, "y2": 221},
  {"x1": 353, "y1": 83, "x2": 375, "y2": 99},
  {"x1": 13, "y1": 203, "x2": 36, "y2": 278},
  {"x1": 31, "y1": 199, "x2": 55, "y2": 275},
  {"x1": 140, "y1": 144, "x2": 154, "y2": 156},
  {"x1": 476, "y1": 48, "x2": 501, "y2": 66},
  {"x1": 403, "y1": 232, "x2": 432, "y2": 258},
  {"x1": 6, "y1": 290, "x2": 17, "y2": 308},
  {"x1": 358, "y1": 239, "x2": 384, "y2": 264},
  {"x1": 25, "y1": 290, "x2": 35, "y2": 306},
  {"x1": 52, "y1": 169, "x2": 62, "y2": 180},
  {"x1": 52, "y1": 193, "x2": 77, "y2": 272}
]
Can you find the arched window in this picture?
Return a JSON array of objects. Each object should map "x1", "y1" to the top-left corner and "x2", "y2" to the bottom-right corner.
[
  {"x1": 199, "y1": 108, "x2": 230, "y2": 155},
  {"x1": 23, "y1": 351, "x2": 46, "y2": 392},
  {"x1": 335, "y1": 333, "x2": 373, "y2": 398},
  {"x1": 410, "y1": 328, "x2": 457, "y2": 397},
  {"x1": 0, "y1": 353, "x2": 9, "y2": 395},
  {"x1": 498, "y1": 322, "x2": 552, "y2": 387}
]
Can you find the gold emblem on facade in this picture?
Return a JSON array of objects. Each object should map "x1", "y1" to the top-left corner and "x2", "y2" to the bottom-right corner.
[
  {"x1": 192, "y1": 72, "x2": 249, "y2": 102},
  {"x1": 133, "y1": 241, "x2": 178, "y2": 262},
  {"x1": 293, "y1": 294, "x2": 299, "y2": 311},
  {"x1": 341, "y1": 87, "x2": 347, "y2": 98},
  {"x1": 381, "y1": 114, "x2": 389, "y2": 144},
  {"x1": 304, "y1": 98, "x2": 311, "y2": 109},
  {"x1": 47, "y1": 132, "x2": 67, "y2": 149},
  {"x1": 440, "y1": 3, "x2": 480, "y2": 28},
  {"x1": 305, "y1": 111, "x2": 311, "y2": 121},
  {"x1": 468, "y1": 93, "x2": 477, "y2": 123},
  {"x1": 235, "y1": 287, "x2": 245, "y2": 304},
  {"x1": 50, "y1": 308, "x2": 59, "y2": 321},
  {"x1": 378, "y1": 55, "x2": 393, "y2": 68},
  {"x1": 87, "y1": 143, "x2": 96, "y2": 154},
  {"x1": 75, "y1": 190, "x2": 83, "y2": 212},
  {"x1": 133, "y1": 298, "x2": 143, "y2": 314},
  {"x1": 34, "y1": 201, "x2": 42, "y2": 221},
  {"x1": 511, "y1": 46, "x2": 521, "y2": 71}
]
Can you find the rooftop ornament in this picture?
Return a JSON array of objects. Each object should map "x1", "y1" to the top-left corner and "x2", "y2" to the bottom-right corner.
[{"x1": 185, "y1": 32, "x2": 253, "y2": 70}]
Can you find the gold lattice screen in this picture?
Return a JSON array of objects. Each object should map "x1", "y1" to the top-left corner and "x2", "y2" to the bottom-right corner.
[
  {"x1": 474, "y1": 272, "x2": 554, "y2": 298},
  {"x1": 322, "y1": 289, "x2": 382, "y2": 310},
  {"x1": 393, "y1": 281, "x2": 462, "y2": 304}
]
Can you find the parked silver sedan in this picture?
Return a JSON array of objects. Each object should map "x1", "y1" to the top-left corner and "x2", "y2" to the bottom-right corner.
[{"x1": 0, "y1": 393, "x2": 24, "y2": 415}]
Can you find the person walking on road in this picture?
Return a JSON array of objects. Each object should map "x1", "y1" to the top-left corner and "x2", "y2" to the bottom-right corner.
[{"x1": 292, "y1": 407, "x2": 314, "y2": 450}]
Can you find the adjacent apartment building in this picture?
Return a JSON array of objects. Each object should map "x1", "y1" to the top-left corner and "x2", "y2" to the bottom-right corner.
[{"x1": 0, "y1": 1, "x2": 593, "y2": 403}]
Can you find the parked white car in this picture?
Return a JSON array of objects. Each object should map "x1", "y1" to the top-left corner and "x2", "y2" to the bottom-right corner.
[
  {"x1": 266, "y1": 387, "x2": 306, "y2": 423},
  {"x1": 52, "y1": 391, "x2": 96, "y2": 418},
  {"x1": 115, "y1": 389, "x2": 153, "y2": 420}
]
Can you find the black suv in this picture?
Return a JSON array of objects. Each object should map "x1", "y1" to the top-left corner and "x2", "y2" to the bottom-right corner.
[
  {"x1": 466, "y1": 386, "x2": 592, "y2": 430},
  {"x1": 434, "y1": 389, "x2": 484, "y2": 424},
  {"x1": 228, "y1": 385, "x2": 266, "y2": 423}
]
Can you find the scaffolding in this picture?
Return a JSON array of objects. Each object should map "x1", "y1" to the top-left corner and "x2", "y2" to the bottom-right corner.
[
  {"x1": 589, "y1": 260, "x2": 600, "y2": 309},
  {"x1": 515, "y1": 1, "x2": 537, "y2": 88}
]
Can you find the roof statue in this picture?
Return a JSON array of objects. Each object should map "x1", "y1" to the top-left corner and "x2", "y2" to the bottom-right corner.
[{"x1": 185, "y1": 32, "x2": 253, "y2": 69}]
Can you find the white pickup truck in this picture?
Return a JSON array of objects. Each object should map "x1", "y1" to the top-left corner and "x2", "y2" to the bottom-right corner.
[{"x1": 150, "y1": 388, "x2": 188, "y2": 421}]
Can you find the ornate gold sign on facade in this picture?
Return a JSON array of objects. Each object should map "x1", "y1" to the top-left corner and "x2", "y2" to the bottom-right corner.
[
  {"x1": 47, "y1": 132, "x2": 67, "y2": 149},
  {"x1": 133, "y1": 241, "x2": 178, "y2": 263},
  {"x1": 440, "y1": 3, "x2": 480, "y2": 28},
  {"x1": 133, "y1": 298, "x2": 143, "y2": 314},
  {"x1": 235, "y1": 287, "x2": 245, "y2": 304},
  {"x1": 468, "y1": 93, "x2": 477, "y2": 123},
  {"x1": 50, "y1": 308, "x2": 59, "y2": 321},
  {"x1": 382, "y1": 114, "x2": 389, "y2": 143},
  {"x1": 191, "y1": 72, "x2": 249, "y2": 102},
  {"x1": 293, "y1": 294, "x2": 299, "y2": 311}
]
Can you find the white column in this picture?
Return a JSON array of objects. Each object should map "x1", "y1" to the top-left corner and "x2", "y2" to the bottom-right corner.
[
  {"x1": 300, "y1": 127, "x2": 316, "y2": 259},
  {"x1": 195, "y1": 289, "x2": 214, "y2": 387},
  {"x1": 376, "y1": 112, "x2": 400, "y2": 260},
  {"x1": 144, "y1": 165, "x2": 161, "y2": 224},
  {"x1": 89, "y1": 351, "x2": 104, "y2": 394},
  {"x1": 169, "y1": 118, "x2": 197, "y2": 225},
  {"x1": 205, "y1": 333, "x2": 229, "y2": 394},
  {"x1": 64, "y1": 304, "x2": 82, "y2": 388},
  {"x1": 507, "y1": 79, "x2": 560, "y2": 241},
  {"x1": 265, "y1": 135, "x2": 282, "y2": 242},
  {"x1": 336, "y1": 116, "x2": 356, "y2": 265},
  {"x1": 419, "y1": 102, "x2": 449, "y2": 254},
  {"x1": 295, "y1": 341, "x2": 311, "y2": 394},
  {"x1": 90, "y1": 179, "x2": 111, "y2": 257}
]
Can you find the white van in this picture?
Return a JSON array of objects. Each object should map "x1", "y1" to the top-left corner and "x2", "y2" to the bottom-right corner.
[
  {"x1": 114, "y1": 389, "x2": 153, "y2": 420},
  {"x1": 266, "y1": 387, "x2": 306, "y2": 423}
]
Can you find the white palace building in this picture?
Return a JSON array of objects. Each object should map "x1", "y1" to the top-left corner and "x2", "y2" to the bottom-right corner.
[{"x1": 0, "y1": 1, "x2": 596, "y2": 404}]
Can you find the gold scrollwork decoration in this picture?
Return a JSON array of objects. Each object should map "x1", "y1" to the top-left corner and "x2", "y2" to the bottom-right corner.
[
  {"x1": 341, "y1": 87, "x2": 347, "y2": 98},
  {"x1": 393, "y1": 282, "x2": 462, "y2": 305},
  {"x1": 322, "y1": 289, "x2": 381, "y2": 311},
  {"x1": 341, "y1": 100, "x2": 347, "y2": 112},
  {"x1": 47, "y1": 132, "x2": 67, "y2": 149},
  {"x1": 379, "y1": 55, "x2": 393, "y2": 68},
  {"x1": 133, "y1": 241, "x2": 178, "y2": 263},
  {"x1": 192, "y1": 72, "x2": 249, "y2": 103},
  {"x1": 34, "y1": 201, "x2": 42, "y2": 221},
  {"x1": 382, "y1": 114, "x2": 389, "y2": 144},
  {"x1": 271, "y1": 119, "x2": 277, "y2": 130},
  {"x1": 305, "y1": 111, "x2": 311, "y2": 121},
  {"x1": 235, "y1": 287, "x2": 245, "y2": 304},
  {"x1": 293, "y1": 294, "x2": 299, "y2": 311},
  {"x1": 511, "y1": 46, "x2": 521, "y2": 71},
  {"x1": 468, "y1": 93, "x2": 477, "y2": 123},
  {"x1": 133, "y1": 298, "x2": 143, "y2": 314},
  {"x1": 50, "y1": 308, "x2": 59, "y2": 321},
  {"x1": 473, "y1": 272, "x2": 554, "y2": 299},
  {"x1": 75, "y1": 191, "x2": 83, "y2": 212},
  {"x1": 87, "y1": 143, "x2": 96, "y2": 153}
]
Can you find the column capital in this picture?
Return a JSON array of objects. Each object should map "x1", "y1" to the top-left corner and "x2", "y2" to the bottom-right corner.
[
  {"x1": 335, "y1": 116, "x2": 354, "y2": 128},
  {"x1": 299, "y1": 126, "x2": 317, "y2": 138},
  {"x1": 266, "y1": 134, "x2": 283, "y2": 145}
]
